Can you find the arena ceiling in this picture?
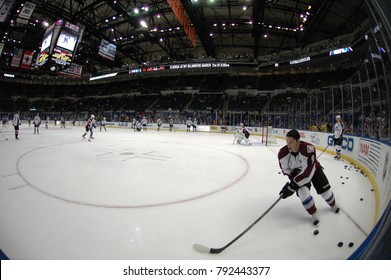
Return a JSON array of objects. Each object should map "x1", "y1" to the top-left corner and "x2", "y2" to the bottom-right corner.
[{"x1": 0, "y1": 0, "x2": 370, "y2": 77}]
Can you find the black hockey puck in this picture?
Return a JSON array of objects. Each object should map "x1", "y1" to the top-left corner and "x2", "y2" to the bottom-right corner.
[
  {"x1": 360, "y1": 198, "x2": 363, "y2": 201},
  {"x1": 338, "y1": 242, "x2": 343, "y2": 247},
  {"x1": 348, "y1": 242, "x2": 354, "y2": 247},
  {"x1": 313, "y1": 229, "x2": 319, "y2": 235},
  {"x1": 342, "y1": 182, "x2": 345, "y2": 184},
  {"x1": 340, "y1": 176, "x2": 343, "y2": 178}
]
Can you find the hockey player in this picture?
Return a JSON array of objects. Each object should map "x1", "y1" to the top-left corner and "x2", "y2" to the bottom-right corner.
[
  {"x1": 157, "y1": 118, "x2": 162, "y2": 131},
  {"x1": 45, "y1": 116, "x2": 49, "y2": 129},
  {"x1": 132, "y1": 118, "x2": 137, "y2": 132},
  {"x1": 100, "y1": 117, "x2": 107, "y2": 132},
  {"x1": 168, "y1": 117, "x2": 174, "y2": 132},
  {"x1": 141, "y1": 116, "x2": 148, "y2": 131},
  {"x1": 186, "y1": 118, "x2": 192, "y2": 132},
  {"x1": 333, "y1": 115, "x2": 345, "y2": 159},
  {"x1": 192, "y1": 118, "x2": 197, "y2": 132},
  {"x1": 82, "y1": 114, "x2": 95, "y2": 141},
  {"x1": 278, "y1": 129, "x2": 340, "y2": 226},
  {"x1": 235, "y1": 123, "x2": 252, "y2": 145},
  {"x1": 12, "y1": 111, "x2": 21, "y2": 139},
  {"x1": 135, "y1": 120, "x2": 142, "y2": 132},
  {"x1": 33, "y1": 113, "x2": 41, "y2": 134},
  {"x1": 60, "y1": 116, "x2": 66, "y2": 129}
]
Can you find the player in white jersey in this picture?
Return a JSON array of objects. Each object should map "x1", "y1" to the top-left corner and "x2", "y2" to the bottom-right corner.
[
  {"x1": 82, "y1": 115, "x2": 95, "y2": 141},
  {"x1": 141, "y1": 116, "x2": 148, "y2": 131},
  {"x1": 333, "y1": 115, "x2": 345, "y2": 159},
  {"x1": 33, "y1": 113, "x2": 41, "y2": 134},
  {"x1": 45, "y1": 116, "x2": 49, "y2": 129},
  {"x1": 12, "y1": 112, "x2": 21, "y2": 139},
  {"x1": 278, "y1": 129, "x2": 340, "y2": 226},
  {"x1": 132, "y1": 118, "x2": 137, "y2": 132},
  {"x1": 192, "y1": 118, "x2": 197, "y2": 132},
  {"x1": 156, "y1": 118, "x2": 162, "y2": 131},
  {"x1": 186, "y1": 118, "x2": 192, "y2": 132},
  {"x1": 60, "y1": 116, "x2": 66, "y2": 129},
  {"x1": 235, "y1": 123, "x2": 252, "y2": 145},
  {"x1": 168, "y1": 117, "x2": 174, "y2": 132},
  {"x1": 135, "y1": 120, "x2": 142, "y2": 132},
  {"x1": 100, "y1": 117, "x2": 107, "y2": 132}
]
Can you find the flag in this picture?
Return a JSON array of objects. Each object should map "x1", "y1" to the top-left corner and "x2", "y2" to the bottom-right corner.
[{"x1": 20, "y1": 50, "x2": 34, "y2": 69}]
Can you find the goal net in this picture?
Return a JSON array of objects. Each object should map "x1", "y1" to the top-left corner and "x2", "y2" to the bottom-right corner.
[{"x1": 261, "y1": 126, "x2": 278, "y2": 146}]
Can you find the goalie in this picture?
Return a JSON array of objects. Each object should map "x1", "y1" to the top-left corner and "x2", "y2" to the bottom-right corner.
[{"x1": 235, "y1": 123, "x2": 252, "y2": 145}]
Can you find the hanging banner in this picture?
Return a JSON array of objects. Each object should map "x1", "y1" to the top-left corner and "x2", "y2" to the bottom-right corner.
[
  {"x1": 59, "y1": 63, "x2": 82, "y2": 78},
  {"x1": 0, "y1": 42, "x2": 4, "y2": 56},
  {"x1": 0, "y1": 0, "x2": 15, "y2": 23},
  {"x1": 98, "y1": 39, "x2": 116, "y2": 61},
  {"x1": 17, "y1": 1, "x2": 36, "y2": 24},
  {"x1": 20, "y1": 50, "x2": 34, "y2": 69},
  {"x1": 11, "y1": 48, "x2": 23, "y2": 68}
]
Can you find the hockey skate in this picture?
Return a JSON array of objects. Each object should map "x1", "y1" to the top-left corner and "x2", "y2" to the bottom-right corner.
[{"x1": 332, "y1": 204, "x2": 340, "y2": 213}]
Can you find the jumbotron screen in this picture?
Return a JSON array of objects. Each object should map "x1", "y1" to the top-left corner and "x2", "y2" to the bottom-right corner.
[
  {"x1": 56, "y1": 31, "x2": 78, "y2": 52},
  {"x1": 40, "y1": 33, "x2": 52, "y2": 52}
]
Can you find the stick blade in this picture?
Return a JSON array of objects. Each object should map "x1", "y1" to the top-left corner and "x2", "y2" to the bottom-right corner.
[{"x1": 193, "y1": 243, "x2": 211, "y2": 254}]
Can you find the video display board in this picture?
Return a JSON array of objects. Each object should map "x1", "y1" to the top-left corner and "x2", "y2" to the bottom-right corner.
[{"x1": 37, "y1": 19, "x2": 84, "y2": 72}]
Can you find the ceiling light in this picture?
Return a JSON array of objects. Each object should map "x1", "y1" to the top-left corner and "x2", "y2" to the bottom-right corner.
[{"x1": 140, "y1": 20, "x2": 148, "y2": 28}]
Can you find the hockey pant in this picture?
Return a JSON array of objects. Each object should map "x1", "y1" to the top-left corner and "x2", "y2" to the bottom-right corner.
[{"x1": 237, "y1": 134, "x2": 251, "y2": 145}]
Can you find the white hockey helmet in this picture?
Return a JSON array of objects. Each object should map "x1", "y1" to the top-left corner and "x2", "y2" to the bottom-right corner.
[
  {"x1": 91, "y1": 114, "x2": 95, "y2": 118},
  {"x1": 240, "y1": 123, "x2": 244, "y2": 127},
  {"x1": 336, "y1": 115, "x2": 341, "y2": 119}
]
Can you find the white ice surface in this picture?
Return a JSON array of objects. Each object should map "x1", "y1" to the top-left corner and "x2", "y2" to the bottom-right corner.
[{"x1": 0, "y1": 125, "x2": 376, "y2": 259}]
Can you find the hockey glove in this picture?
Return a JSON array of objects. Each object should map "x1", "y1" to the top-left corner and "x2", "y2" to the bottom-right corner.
[
  {"x1": 288, "y1": 169, "x2": 299, "y2": 181},
  {"x1": 279, "y1": 181, "x2": 299, "y2": 199}
]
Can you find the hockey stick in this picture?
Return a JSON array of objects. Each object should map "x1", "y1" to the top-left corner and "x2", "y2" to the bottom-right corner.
[
  {"x1": 193, "y1": 196, "x2": 282, "y2": 254},
  {"x1": 0, "y1": 130, "x2": 8, "y2": 141},
  {"x1": 233, "y1": 134, "x2": 238, "y2": 144},
  {"x1": 317, "y1": 145, "x2": 329, "y2": 159}
]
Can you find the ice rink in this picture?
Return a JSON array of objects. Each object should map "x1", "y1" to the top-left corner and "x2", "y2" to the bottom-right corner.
[{"x1": 0, "y1": 124, "x2": 376, "y2": 259}]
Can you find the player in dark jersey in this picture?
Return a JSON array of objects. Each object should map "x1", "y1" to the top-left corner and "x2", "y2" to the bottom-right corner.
[
  {"x1": 82, "y1": 114, "x2": 95, "y2": 141},
  {"x1": 278, "y1": 129, "x2": 340, "y2": 226}
]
